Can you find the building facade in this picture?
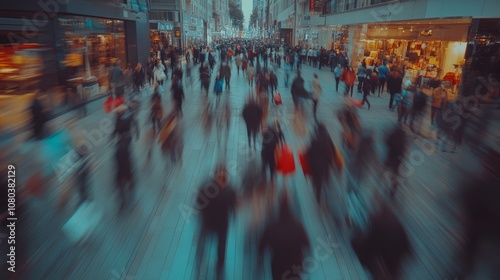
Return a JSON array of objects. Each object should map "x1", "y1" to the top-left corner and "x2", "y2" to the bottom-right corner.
[{"x1": 290, "y1": 0, "x2": 499, "y2": 101}]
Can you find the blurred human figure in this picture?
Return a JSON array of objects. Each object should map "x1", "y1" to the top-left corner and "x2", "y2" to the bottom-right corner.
[
  {"x1": 306, "y1": 123, "x2": 336, "y2": 204},
  {"x1": 377, "y1": 61, "x2": 389, "y2": 96},
  {"x1": 387, "y1": 68, "x2": 403, "y2": 110},
  {"x1": 219, "y1": 62, "x2": 231, "y2": 90},
  {"x1": 195, "y1": 165, "x2": 237, "y2": 278},
  {"x1": 269, "y1": 71, "x2": 278, "y2": 93},
  {"x1": 75, "y1": 148, "x2": 93, "y2": 204},
  {"x1": 172, "y1": 64, "x2": 183, "y2": 84},
  {"x1": 409, "y1": 88, "x2": 428, "y2": 135},
  {"x1": 283, "y1": 60, "x2": 291, "y2": 88},
  {"x1": 109, "y1": 60, "x2": 123, "y2": 97},
  {"x1": 110, "y1": 104, "x2": 140, "y2": 146},
  {"x1": 291, "y1": 70, "x2": 306, "y2": 109},
  {"x1": 258, "y1": 191, "x2": 310, "y2": 280},
  {"x1": 311, "y1": 73, "x2": 322, "y2": 119},
  {"x1": 340, "y1": 66, "x2": 356, "y2": 97},
  {"x1": 133, "y1": 63, "x2": 145, "y2": 92},
  {"x1": 458, "y1": 145, "x2": 500, "y2": 278},
  {"x1": 436, "y1": 100, "x2": 465, "y2": 153},
  {"x1": 171, "y1": 76, "x2": 185, "y2": 116},
  {"x1": 261, "y1": 119, "x2": 285, "y2": 184},
  {"x1": 199, "y1": 63, "x2": 211, "y2": 95},
  {"x1": 150, "y1": 87, "x2": 163, "y2": 134},
  {"x1": 30, "y1": 92, "x2": 48, "y2": 140},
  {"x1": 385, "y1": 124, "x2": 408, "y2": 198},
  {"x1": 247, "y1": 63, "x2": 255, "y2": 87},
  {"x1": 115, "y1": 136, "x2": 135, "y2": 212},
  {"x1": 242, "y1": 97, "x2": 263, "y2": 149},
  {"x1": 398, "y1": 80, "x2": 414, "y2": 124},
  {"x1": 357, "y1": 61, "x2": 367, "y2": 93},
  {"x1": 334, "y1": 64, "x2": 343, "y2": 92},
  {"x1": 235, "y1": 53, "x2": 242, "y2": 76},
  {"x1": 431, "y1": 83, "x2": 446, "y2": 125},
  {"x1": 153, "y1": 59, "x2": 166, "y2": 87},
  {"x1": 337, "y1": 103, "x2": 362, "y2": 151},
  {"x1": 159, "y1": 112, "x2": 183, "y2": 163},
  {"x1": 351, "y1": 203, "x2": 412, "y2": 280},
  {"x1": 361, "y1": 70, "x2": 373, "y2": 110}
]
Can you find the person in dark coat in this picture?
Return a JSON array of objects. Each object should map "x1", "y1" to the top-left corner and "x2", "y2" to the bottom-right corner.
[
  {"x1": 195, "y1": 165, "x2": 237, "y2": 278},
  {"x1": 172, "y1": 64, "x2": 183, "y2": 84},
  {"x1": 132, "y1": 63, "x2": 145, "y2": 92},
  {"x1": 458, "y1": 145, "x2": 500, "y2": 279},
  {"x1": 30, "y1": 92, "x2": 47, "y2": 140},
  {"x1": 242, "y1": 98, "x2": 263, "y2": 149},
  {"x1": 269, "y1": 71, "x2": 278, "y2": 93},
  {"x1": 258, "y1": 191, "x2": 310, "y2": 280},
  {"x1": 115, "y1": 138, "x2": 134, "y2": 212},
  {"x1": 171, "y1": 76, "x2": 185, "y2": 116},
  {"x1": 351, "y1": 203, "x2": 412, "y2": 280},
  {"x1": 219, "y1": 62, "x2": 231, "y2": 90},
  {"x1": 110, "y1": 105, "x2": 140, "y2": 146},
  {"x1": 385, "y1": 124, "x2": 408, "y2": 198},
  {"x1": 387, "y1": 68, "x2": 403, "y2": 110},
  {"x1": 291, "y1": 70, "x2": 306, "y2": 109},
  {"x1": 307, "y1": 123, "x2": 336, "y2": 204},
  {"x1": 199, "y1": 63, "x2": 211, "y2": 95},
  {"x1": 261, "y1": 119, "x2": 285, "y2": 183}
]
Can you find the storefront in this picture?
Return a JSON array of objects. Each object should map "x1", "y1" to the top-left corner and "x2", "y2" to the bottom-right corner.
[
  {"x1": 349, "y1": 18, "x2": 471, "y2": 94},
  {"x1": 150, "y1": 21, "x2": 175, "y2": 54},
  {"x1": 183, "y1": 14, "x2": 205, "y2": 48},
  {"x1": 0, "y1": 0, "x2": 150, "y2": 131}
]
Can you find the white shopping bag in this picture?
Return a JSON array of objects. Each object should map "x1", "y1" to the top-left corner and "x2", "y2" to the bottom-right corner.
[{"x1": 62, "y1": 201, "x2": 102, "y2": 243}]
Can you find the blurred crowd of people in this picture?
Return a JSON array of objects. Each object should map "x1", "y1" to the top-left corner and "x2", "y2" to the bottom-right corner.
[{"x1": 2, "y1": 37, "x2": 499, "y2": 280}]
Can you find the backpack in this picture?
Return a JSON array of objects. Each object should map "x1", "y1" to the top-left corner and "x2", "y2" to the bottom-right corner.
[
  {"x1": 214, "y1": 78, "x2": 223, "y2": 94},
  {"x1": 402, "y1": 90, "x2": 414, "y2": 108}
]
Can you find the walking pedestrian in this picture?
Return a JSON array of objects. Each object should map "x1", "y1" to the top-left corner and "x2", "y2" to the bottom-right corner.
[
  {"x1": 261, "y1": 119, "x2": 285, "y2": 184},
  {"x1": 171, "y1": 76, "x2": 185, "y2": 116},
  {"x1": 243, "y1": 97, "x2": 263, "y2": 149},
  {"x1": 377, "y1": 61, "x2": 389, "y2": 96},
  {"x1": 398, "y1": 80, "x2": 414, "y2": 124},
  {"x1": 258, "y1": 191, "x2": 310, "y2": 280},
  {"x1": 385, "y1": 124, "x2": 408, "y2": 198},
  {"x1": 340, "y1": 66, "x2": 356, "y2": 97},
  {"x1": 195, "y1": 165, "x2": 237, "y2": 278},
  {"x1": 306, "y1": 123, "x2": 336, "y2": 204},
  {"x1": 387, "y1": 68, "x2": 403, "y2": 110},
  {"x1": 311, "y1": 73, "x2": 322, "y2": 119},
  {"x1": 334, "y1": 64, "x2": 343, "y2": 92},
  {"x1": 30, "y1": 92, "x2": 48, "y2": 140},
  {"x1": 357, "y1": 61, "x2": 367, "y2": 93}
]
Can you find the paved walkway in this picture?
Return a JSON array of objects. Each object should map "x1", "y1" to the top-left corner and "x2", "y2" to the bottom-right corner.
[{"x1": 1, "y1": 59, "x2": 496, "y2": 280}]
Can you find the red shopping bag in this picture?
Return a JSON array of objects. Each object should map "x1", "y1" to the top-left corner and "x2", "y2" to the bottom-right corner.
[
  {"x1": 114, "y1": 96, "x2": 125, "y2": 108},
  {"x1": 276, "y1": 144, "x2": 296, "y2": 175},
  {"x1": 273, "y1": 92, "x2": 282, "y2": 105},
  {"x1": 347, "y1": 97, "x2": 363, "y2": 108},
  {"x1": 103, "y1": 96, "x2": 114, "y2": 113},
  {"x1": 299, "y1": 150, "x2": 311, "y2": 176}
]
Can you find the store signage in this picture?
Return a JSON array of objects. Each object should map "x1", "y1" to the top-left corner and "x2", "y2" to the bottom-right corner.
[
  {"x1": 158, "y1": 22, "x2": 173, "y2": 31},
  {"x1": 309, "y1": 0, "x2": 314, "y2": 11}
]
